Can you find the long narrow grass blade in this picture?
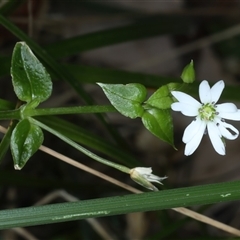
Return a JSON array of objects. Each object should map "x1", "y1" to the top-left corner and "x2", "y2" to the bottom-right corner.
[{"x1": 0, "y1": 180, "x2": 239, "y2": 229}]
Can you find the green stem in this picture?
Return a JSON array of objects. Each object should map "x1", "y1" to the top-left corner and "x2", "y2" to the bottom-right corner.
[
  {"x1": 28, "y1": 105, "x2": 117, "y2": 116},
  {"x1": 30, "y1": 118, "x2": 131, "y2": 174},
  {"x1": 0, "y1": 109, "x2": 21, "y2": 120}
]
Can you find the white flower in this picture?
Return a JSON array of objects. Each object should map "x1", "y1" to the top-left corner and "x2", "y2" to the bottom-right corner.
[
  {"x1": 171, "y1": 80, "x2": 240, "y2": 156},
  {"x1": 130, "y1": 167, "x2": 167, "y2": 191}
]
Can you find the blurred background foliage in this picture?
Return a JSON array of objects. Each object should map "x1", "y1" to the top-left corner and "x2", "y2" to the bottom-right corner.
[{"x1": 0, "y1": 0, "x2": 240, "y2": 239}]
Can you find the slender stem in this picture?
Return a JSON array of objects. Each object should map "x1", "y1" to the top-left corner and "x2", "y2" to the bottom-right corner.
[
  {"x1": 30, "y1": 118, "x2": 131, "y2": 174},
  {"x1": 27, "y1": 105, "x2": 117, "y2": 116},
  {"x1": 0, "y1": 109, "x2": 21, "y2": 120}
]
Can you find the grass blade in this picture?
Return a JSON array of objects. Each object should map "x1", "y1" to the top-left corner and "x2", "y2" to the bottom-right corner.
[{"x1": 0, "y1": 180, "x2": 239, "y2": 229}]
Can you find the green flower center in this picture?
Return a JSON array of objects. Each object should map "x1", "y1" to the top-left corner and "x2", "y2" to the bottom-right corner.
[{"x1": 198, "y1": 103, "x2": 216, "y2": 121}]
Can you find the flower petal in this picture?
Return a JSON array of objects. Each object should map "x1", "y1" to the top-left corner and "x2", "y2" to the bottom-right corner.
[
  {"x1": 183, "y1": 118, "x2": 206, "y2": 155},
  {"x1": 199, "y1": 80, "x2": 211, "y2": 103},
  {"x1": 183, "y1": 118, "x2": 206, "y2": 143},
  {"x1": 207, "y1": 122, "x2": 225, "y2": 155},
  {"x1": 216, "y1": 103, "x2": 238, "y2": 113},
  {"x1": 218, "y1": 109, "x2": 240, "y2": 120},
  {"x1": 216, "y1": 120, "x2": 239, "y2": 140},
  {"x1": 171, "y1": 102, "x2": 199, "y2": 116},
  {"x1": 210, "y1": 80, "x2": 224, "y2": 103},
  {"x1": 171, "y1": 91, "x2": 200, "y2": 107},
  {"x1": 184, "y1": 132, "x2": 204, "y2": 156}
]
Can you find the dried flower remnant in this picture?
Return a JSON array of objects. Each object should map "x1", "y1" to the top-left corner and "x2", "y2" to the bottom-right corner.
[{"x1": 130, "y1": 167, "x2": 167, "y2": 191}]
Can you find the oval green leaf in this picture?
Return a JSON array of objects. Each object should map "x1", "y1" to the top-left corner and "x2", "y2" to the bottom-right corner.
[
  {"x1": 11, "y1": 42, "x2": 52, "y2": 104},
  {"x1": 145, "y1": 83, "x2": 182, "y2": 109},
  {"x1": 142, "y1": 109, "x2": 174, "y2": 146},
  {"x1": 10, "y1": 118, "x2": 44, "y2": 170},
  {"x1": 98, "y1": 83, "x2": 147, "y2": 118}
]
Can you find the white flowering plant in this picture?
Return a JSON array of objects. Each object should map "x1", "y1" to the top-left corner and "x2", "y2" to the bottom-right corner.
[
  {"x1": 1, "y1": 42, "x2": 239, "y2": 188},
  {"x1": 0, "y1": 38, "x2": 240, "y2": 237}
]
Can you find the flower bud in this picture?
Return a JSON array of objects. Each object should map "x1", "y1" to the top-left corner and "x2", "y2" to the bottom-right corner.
[{"x1": 181, "y1": 60, "x2": 195, "y2": 83}]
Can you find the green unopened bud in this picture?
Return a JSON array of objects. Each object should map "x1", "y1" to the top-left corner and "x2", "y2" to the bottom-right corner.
[
  {"x1": 130, "y1": 167, "x2": 167, "y2": 191},
  {"x1": 181, "y1": 60, "x2": 195, "y2": 83}
]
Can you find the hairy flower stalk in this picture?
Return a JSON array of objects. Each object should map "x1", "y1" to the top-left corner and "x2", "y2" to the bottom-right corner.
[{"x1": 171, "y1": 80, "x2": 240, "y2": 155}]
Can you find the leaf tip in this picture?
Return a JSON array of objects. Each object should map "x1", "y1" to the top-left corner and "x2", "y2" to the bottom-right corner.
[{"x1": 96, "y1": 82, "x2": 103, "y2": 87}]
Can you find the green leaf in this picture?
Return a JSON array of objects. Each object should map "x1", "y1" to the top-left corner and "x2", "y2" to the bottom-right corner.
[
  {"x1": 11, "y1": 42, "x2": 52, "y2": 105},
  {"x1": 10, "y1": 118, "x2": 43, "y2": 170},
  {"x1": 145, "y1": 83, "x2": 182, "y2": 109},
  {"x1": 142, "y1": 109, "x2": 174, "y2": 146},
  {"x1": 98, "y1": 83, "x2": 147, "y2": 118}
]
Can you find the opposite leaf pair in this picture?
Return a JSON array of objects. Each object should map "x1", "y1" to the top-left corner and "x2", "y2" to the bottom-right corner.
[
  {"x1": 98, "y1": 82, "x2": 182, "y2": 147},
  {"x1": 10, "y1": 42, "x2": 52, "y2": 169}
]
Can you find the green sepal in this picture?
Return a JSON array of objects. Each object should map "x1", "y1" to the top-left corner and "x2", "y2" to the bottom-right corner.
[
  {"x1": 98, "y1": 83, "x2": 147, "y2": 118},
  {"x1": 142, "y1": 109, "x2": 174, "y2": 146},
  {"x1": 11, "y1": 42, "x2": 52, "y2": 105},
  {"x1": 145, "y1": 83, "x2": 182, "y2": 109},
  {"x1": 10, "y1": 118, "x2": 44, "y2": 170}
]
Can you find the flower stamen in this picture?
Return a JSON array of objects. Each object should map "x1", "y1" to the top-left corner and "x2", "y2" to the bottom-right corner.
[{"x1": 198, "y1": 103, "x2": 216, "y2": 121}]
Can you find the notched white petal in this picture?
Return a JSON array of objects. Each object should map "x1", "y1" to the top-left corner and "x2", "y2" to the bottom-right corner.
[
  {"x1": 184, "y1": 129, "x2": 205, "y2": 156},
  {"x1": 216, "y1": 103, "x2": 238, "y2": 113},
  {"x1": 183, "y1": 118, "x2": 205, "y2": 143},
  {"x1": 171, "y1": 91, "x2": 200, "y2": 107},
  {"x1": 217, "y1": 121, "x2": 239, "y2": 140},
  {"x1": 184, "y1": 119, "x2": 206, "y2": 155},
  {"x1": 199, "y1": 80, "x2": 211, "y2": 103},
  {"x1": 219, "y1": 109, "x2": 240, "y2": 121},
  {"x1": 171, "y1": 102, "x2": 199, "y2": 116},
  {"x1": 207, "y1": 122, "x2": 225, "y2": 155},
  {"x1": 210, "y1": 80, "x2": 224, "y2": 103}
]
